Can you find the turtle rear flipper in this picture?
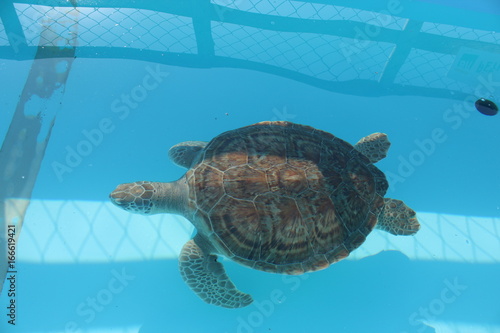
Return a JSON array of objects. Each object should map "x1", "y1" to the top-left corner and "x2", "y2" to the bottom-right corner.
[
  {"x1": 179, "y1": 235, "x2": 253, "y2": 308},
  {"x1": 168, "y1": 141, "x2": 207, "y2": 168},
  {"x1": 376, "y1": 198, "x2": 420, "y2": 235}
]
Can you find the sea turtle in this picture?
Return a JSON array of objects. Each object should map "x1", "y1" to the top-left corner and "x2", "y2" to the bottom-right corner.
[{"x1": 109, "y1": 121, "x2": 420, "y2": 308}]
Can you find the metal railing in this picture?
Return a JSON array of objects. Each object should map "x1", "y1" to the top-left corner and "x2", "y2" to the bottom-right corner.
[{"x1": 1, "y1": 0, "x2": 499, "y2": 100}]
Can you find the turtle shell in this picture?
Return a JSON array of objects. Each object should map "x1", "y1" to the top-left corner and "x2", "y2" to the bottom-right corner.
[{"x1": 184, "y1": 121, "x2": 388, "y2": 274}]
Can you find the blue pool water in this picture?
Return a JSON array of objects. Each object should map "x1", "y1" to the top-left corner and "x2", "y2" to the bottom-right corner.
[{"x1": 0, "y1": 0, "x2": 499, "y2": 332}]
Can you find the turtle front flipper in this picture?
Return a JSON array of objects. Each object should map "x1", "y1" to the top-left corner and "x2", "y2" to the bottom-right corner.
[
  {"x1": 375, "y1": 198, "x2": 420, "y2": 235},
  {"x1": 354, "y1": 133, "x2": 390, "y2": 163},
  {"x1": 179, "y1": 235, "x2": 253, "y2": 308},
  {"x1": 168, "y1": 141, "x2": 207, "y2": 168}
]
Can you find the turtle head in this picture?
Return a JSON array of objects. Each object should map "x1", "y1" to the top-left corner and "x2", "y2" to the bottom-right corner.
[{"x1": 109, "y1": 180, "x2": 187, "y2": 215}]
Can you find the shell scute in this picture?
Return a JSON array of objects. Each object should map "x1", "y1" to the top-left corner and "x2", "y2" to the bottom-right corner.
[
  {"x1": 265, "y1": 164, "x2": 309, "y2": 196},
  {"x1": 285, "y1": 127, "x2": 323, "y2": 164},
  {"x1": 210, "y1": 196, "x2": 261, "y2": 259},
  {"x1": 191, "y1": 164, "x2": 225, "y2": 212},
  {"x1": 246, "y1": 129, "x2": 287, "y2": 170},
  {"x1": 331, "y1": 183, "x2": 372, "y2": 234},
  {"x1": 318, "y1": 141, "x2": 349, "y2": 172},
  {"x1": 223, "y1": 165, "x2": 268, "y2": 199},
  {"x1": 253, "y1": 193, "x2": 312, "y2": 264},
  {"x1": 203, "y1": 133, "x2": 248, "y2": 171}
]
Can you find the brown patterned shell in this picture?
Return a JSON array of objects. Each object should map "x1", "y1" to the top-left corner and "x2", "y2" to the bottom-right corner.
[{"x1": 185, "y1": 121, "x2": 388, "y2": 274}]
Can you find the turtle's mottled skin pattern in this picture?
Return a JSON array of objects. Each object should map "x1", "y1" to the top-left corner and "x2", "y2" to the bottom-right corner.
[{"x1": 184, "y1": 121, "x2": 388, "y2": 275}]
